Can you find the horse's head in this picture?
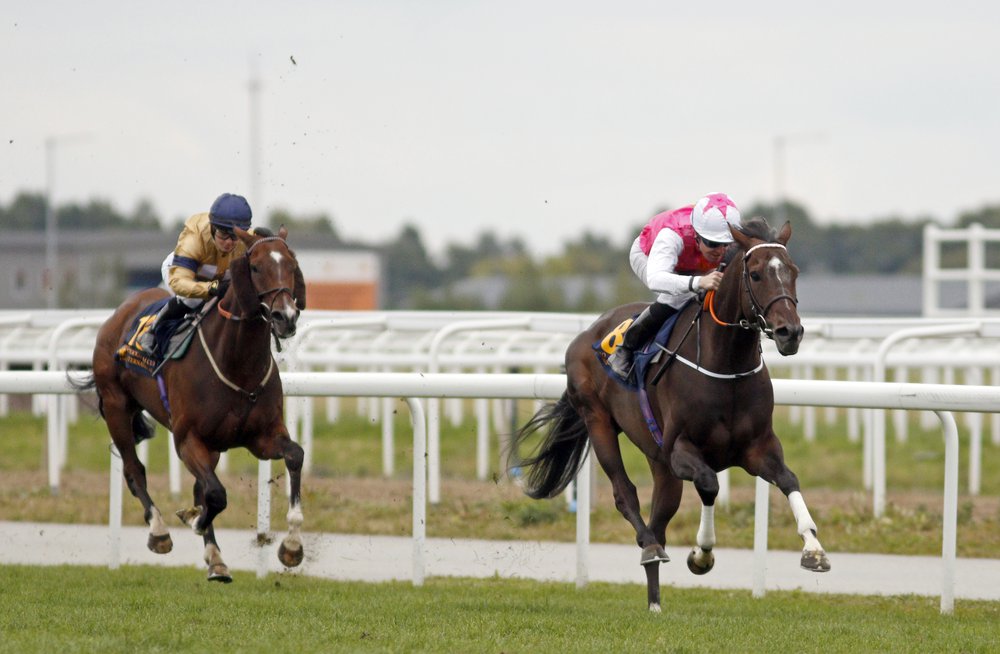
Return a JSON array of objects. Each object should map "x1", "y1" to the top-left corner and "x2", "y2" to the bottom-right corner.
[
  {"x1": 231, "y1": 226, "x2": 306, "y2": 339},
  {"x1": 729, "y1": 218, "x2": 803, "y2": 355}
]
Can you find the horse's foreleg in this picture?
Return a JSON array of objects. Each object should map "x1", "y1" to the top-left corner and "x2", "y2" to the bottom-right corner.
[
  {"x1": 252, "y1": 429, "x2": 306, "y2": 568},
  {"x1": 747, "y1": 438, "x2": 831, "y2": 573},
  {"x1": 670, "y1": 444, "x2": 718, "y2": 575},
  {"x1": 786, "y1": 490, "x2": 830, "y2": 572},
  {"x1": 175, "y1": 443, "x2": 225, "y2": 537},
  {"x1": 277, "y1": 438, "x2": 305, "y2": 568},
  {"x1": 203, "y1": 526, "x2": 232, "y2": 583}
]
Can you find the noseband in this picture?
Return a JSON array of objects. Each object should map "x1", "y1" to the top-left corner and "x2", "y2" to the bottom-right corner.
[{"x1": 706, "y1": 242, "x2": 798, "y2": 339}]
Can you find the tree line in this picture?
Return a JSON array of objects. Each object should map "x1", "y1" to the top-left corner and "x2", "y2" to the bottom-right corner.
[{"x1": 4, "y1": 191, "x2": 999, "y2": 311}]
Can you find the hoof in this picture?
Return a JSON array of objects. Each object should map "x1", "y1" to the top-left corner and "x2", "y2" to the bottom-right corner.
[
  {"x1": 686, "y1": 548, "x2": 715, "y2": 575},
  {"x1": 639, "y1": 544, "x2": 670, "y2": 566},
  {"x1": 147, "y1": 532, "x2": 173, "y2": 554},
  {"x1": 278, "y1": 541, "x2": 304, "y2": 568},
  {"x1": 207, "y1": 564, "x2": 233, "y2": 583},
  {"x1": 801, "y1": 549, "x2": 831, "y2": 572},
  {"x1": 175, "y1": 506, "x2": 205, "y2": 535},
  {"x1": 648, "y1": 603, "x2": 662, "y2": 614}
]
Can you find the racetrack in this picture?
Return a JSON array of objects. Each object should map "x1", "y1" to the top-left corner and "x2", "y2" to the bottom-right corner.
[{"x1": 3, "y1": 521, "x2": 998, "y2": 601}]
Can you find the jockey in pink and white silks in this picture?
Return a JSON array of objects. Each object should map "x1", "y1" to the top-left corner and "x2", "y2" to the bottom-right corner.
[{"x1": 606, "y1": 193, "x2": 743, "y2": 379}]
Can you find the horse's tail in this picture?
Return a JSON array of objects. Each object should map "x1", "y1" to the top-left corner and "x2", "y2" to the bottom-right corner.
[
  {"x1": 66, "y1": 369, "x2": 153, "y2": 442},
  {"x1": 66, "y1": 370, "x2": 96, "y2": 393},
  {"x1": 507, "y1": 392, "x2": 590, "y2": 499},
  {"x1": 66, "y1": 370, "x2": 102, "y2": 418}
]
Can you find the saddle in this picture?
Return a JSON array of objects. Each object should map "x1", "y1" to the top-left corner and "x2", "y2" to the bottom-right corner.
[
  {"x1": 593, "y1": 308, "x2": 685, "y2": 390},
  {"x1": 115, "y1": 299, "x2": 199, "y2": 376},
  {"x1": 593, "y1": 302, "x2": 697, "y2": 446}
]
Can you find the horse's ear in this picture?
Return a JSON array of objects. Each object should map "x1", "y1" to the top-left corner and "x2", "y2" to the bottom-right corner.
[
  {"x1": 235, "y1": 226, "x2": 254, "y2": 246},
  {"x1": 777, "y1": 221, "x2": 792, "y2": 245},
  {"x1": 293, "y1": 263, "x2": 307, "y2": 310},
  {"x1": 278, "y1": 225, "x2": 288, "y2": 241},
  {"x1": 730, "y1": 224, "x2": 752, "y2": 251},
  {"x1": 228, "y1": 256, "x2": 259, "y2": 314}
]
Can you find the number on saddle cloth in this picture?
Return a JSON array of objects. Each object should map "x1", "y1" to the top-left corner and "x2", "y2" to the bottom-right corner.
[{"x1": 592, "y1": 310, "x2": 683, "y2": 389}]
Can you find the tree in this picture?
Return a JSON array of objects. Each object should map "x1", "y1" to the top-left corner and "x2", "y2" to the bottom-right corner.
[
  {"x1": 381, "y1": 223, "x2": 441, "y2": 309},
  {"x1": 128, "y1": 199, "x2": 163, "y2": 230},
  {"x1": 268, "y1": 208, "x2": 341, "y2": 239},
  {"x1": 1, "y1": 192, "x2": 46, "y2": 229}
]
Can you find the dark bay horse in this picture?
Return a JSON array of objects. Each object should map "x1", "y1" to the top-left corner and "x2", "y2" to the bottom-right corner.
[
  {"x1": 509, "y1": 217, "x2": 829, "y2": 611},
  {"x1": 73, "y1": 226, "x2": 306, "y2": 582}
]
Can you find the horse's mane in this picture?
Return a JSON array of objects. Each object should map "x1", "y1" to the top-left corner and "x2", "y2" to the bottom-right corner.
[{"x1": 723, "y1": 216, "x2": 777, "y2": 266}]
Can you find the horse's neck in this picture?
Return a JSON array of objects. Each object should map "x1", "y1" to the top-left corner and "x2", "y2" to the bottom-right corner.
[
  {"x1": 200, "y1": 310, "x2": 273, "y2": 386},
  {"x1": 700, "y1": 260, "x2": 761, "y2": 368}
]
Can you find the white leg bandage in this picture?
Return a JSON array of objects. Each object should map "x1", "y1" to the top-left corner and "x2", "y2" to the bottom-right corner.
[
  {"x1": 696, "y1": 504, "x2": 716, "y2": 551},
  {"x1": 788, "y1": 491, "x2": 822, "y2": 550}
]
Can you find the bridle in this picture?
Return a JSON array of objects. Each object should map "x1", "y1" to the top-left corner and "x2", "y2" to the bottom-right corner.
[
  {"x1": 705, "y1": 242, "x2": 798, "y2": 339},
  {"x1": 218, "y1": 235, "x2": 299, "y2": 349}
]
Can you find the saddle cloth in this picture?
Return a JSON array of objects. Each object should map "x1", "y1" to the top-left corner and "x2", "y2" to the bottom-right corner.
[{"x1": 115, "y1": 299, "x2": 196, "y2": 376}]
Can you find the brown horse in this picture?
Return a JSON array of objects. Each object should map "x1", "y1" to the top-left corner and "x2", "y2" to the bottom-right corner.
[
  {"x1": 509, "y1": 217, "x2": 829, "y2": 611},
  {"x1": 73, "y1": 226, "x2": 306, "y2": 582}
]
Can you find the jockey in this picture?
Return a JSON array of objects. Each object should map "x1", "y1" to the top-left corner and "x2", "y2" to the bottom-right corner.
[
  {"x1": 137, "y1": 193, "x2": 253, "y2": 353},
  {"x1": 606, "y1": 192, "x2": 743, "y2": 378}
]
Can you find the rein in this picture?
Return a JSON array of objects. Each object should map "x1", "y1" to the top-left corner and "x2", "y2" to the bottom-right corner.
[{"x1": 703, "y1": 243, "x2": 797, "y2": 338}]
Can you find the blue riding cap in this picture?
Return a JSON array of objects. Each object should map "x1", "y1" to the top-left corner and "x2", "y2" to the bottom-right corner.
[{"x1": 208, "y1": 193, "x2": 252, "y2": 231}]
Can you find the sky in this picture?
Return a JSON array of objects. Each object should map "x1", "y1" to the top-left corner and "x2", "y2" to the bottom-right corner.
[{"x1": 3, "y1": 1, "x2": 999, "y2": 257}]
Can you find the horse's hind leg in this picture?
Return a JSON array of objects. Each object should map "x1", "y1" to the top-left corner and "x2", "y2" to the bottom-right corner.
[
  {"x1": 643, "y1": 461, "x2": 683, "y2": 613},
  {"x1": 104, "y1": 400, "x2": 172, "y2": 554},
  {"x1": 669, "y1": 443, "x2": 719, "y2": 575},
  {"x1": 745, "y1": 433, "x2": 830, "y2": 572},
  {"x1": 582, "y1": 411, "x2": 665, "y2": 613}
]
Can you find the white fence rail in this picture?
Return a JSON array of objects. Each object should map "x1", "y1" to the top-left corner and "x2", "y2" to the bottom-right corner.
[{"x1": 2, "y1": 371, "x2": 996, "y2": 614}]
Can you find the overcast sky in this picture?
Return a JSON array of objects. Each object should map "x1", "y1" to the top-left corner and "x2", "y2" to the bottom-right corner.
[{"x1": 3, "y1": 1, "x2": 998, "y2": 256}]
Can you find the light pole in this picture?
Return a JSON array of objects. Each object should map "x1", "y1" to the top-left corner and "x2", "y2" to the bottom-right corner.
[
  {"x1": 43, "y1": 133, "x2": 89, "y2": 309},
  {"x1": 248, "y1": 62, "x2": 264, "y2": 229},
  {"x1": 772, "y1": 131, "x2": 825, "y2": 225}
]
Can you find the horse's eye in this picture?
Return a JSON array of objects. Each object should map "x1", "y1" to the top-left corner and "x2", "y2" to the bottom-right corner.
[
  {"x1": 250, "y1": 265, "x2": 259, "y2": 274},
  {"x1": 750, "y1": 272, "x2": 761, "y2": 282}
]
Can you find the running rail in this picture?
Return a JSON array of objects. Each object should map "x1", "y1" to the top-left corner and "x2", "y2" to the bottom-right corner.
[{"x1": 3, "y1": 371, "x2": 997, "y2": 614}]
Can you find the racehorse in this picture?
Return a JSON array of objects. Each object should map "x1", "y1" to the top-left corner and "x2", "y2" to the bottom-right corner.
[
  {"x1": 72, "y1": 226, "x2": 306, "y2": 582},
  {"x1": 509, "y1": 217, "x2": 830, "y2": 611}
]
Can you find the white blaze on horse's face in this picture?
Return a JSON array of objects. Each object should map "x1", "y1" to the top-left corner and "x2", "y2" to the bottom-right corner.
[{"x1": 768, "y1": 255, "x2": 794, "y2": 292}]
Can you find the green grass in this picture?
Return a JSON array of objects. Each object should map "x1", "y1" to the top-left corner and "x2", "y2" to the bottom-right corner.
[
  {"x1": 1, "y1": 400, "x2": 999, "y2": 557},
  {"x1": 0, "y1": 565, "x2": 997, "y2": 654}
]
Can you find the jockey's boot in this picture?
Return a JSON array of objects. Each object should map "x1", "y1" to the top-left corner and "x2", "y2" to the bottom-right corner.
[
  {"x1": 137, "y1": 297, "x2": 190, "y2": 354},
  {"x1": 607, "y1": 302, "x2": 675, "y2": 379}
]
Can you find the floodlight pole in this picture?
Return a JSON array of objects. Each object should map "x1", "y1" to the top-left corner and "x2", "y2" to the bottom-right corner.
[
  {"x1": 772, "y1": 131, "x2": 825, "y2": 226},
  {"x1": 43, "y1": 133, "x2": 91, "y2": 309},
  {"x1": 44, "y1": 137, "x2": 57, "y2": 309}
]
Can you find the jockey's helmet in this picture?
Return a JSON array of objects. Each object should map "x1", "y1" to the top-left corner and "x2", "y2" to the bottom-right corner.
[
  {"x1": 209, "y1": 193, "x2": 252, "y2": 231},
  {"x1": 691, "y1": 192, "x2": 741, "y2": 243}
]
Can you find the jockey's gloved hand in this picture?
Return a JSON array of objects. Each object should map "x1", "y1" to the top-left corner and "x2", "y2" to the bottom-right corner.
[{"x1": 209, "y1": 279, "x2": 231, "y2": 298}]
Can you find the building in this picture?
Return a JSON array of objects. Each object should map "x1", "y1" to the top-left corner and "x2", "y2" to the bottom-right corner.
[{"x1": 0, "y1": 230, "x2": 381, "y2": 310}]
